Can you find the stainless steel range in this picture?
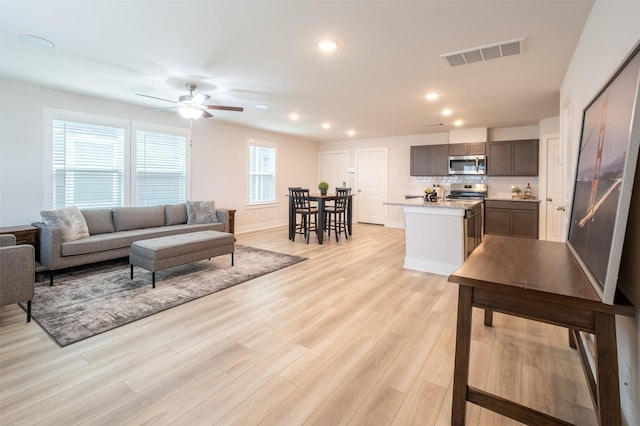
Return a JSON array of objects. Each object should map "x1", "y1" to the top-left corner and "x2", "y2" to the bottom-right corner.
[
  {"x1": 447, "y1": 183, "x2": 488, "y2": 200},
  {"x1": 447, "y1": 183, "x2": 487, "y2": 258}
]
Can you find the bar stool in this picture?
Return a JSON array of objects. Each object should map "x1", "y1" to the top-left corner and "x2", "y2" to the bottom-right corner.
[
  {"x1": 325, "y1": 187, "x2": 350, "y2": 241},
  {"x1": 291, "y1": 188, "x2": 318, "y2": 244}
]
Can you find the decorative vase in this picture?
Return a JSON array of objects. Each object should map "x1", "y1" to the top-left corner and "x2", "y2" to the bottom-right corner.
[{"x1": 321, "y1": 189, "x2": 327, "y2": 195}]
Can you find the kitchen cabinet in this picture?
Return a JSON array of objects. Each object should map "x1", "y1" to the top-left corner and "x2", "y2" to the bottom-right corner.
[
  {"x1": 410, "y1": 144, "x2": 449, "y2": 176},
  {"x1": 487, "y1": 139, "x2": 538, "y2": 176},
  {"x1": 484, "y1": 200, "x2": 539, "y2": 239},
  {"x1": 448, "y1": 142, "x2": 486, "y2": 156}
]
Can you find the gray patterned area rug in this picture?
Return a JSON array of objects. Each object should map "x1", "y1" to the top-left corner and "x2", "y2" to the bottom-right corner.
[{"x1": 26, "y1": 245, "x2": 306, "y2": 347}]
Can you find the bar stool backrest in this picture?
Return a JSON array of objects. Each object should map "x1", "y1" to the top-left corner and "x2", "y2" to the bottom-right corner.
[{"x1": 291, "y1": 188, "x2": 312, "y2": 212}]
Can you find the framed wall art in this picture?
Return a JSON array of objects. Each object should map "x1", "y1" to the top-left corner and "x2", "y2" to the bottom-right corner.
[{"x1": 568, "y1": 41, "x2": 640, "y2": 305}]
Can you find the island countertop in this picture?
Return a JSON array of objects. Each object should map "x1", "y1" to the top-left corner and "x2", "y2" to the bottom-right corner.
[{"x1": 384, "y1": 198, "x2": 482, "y2": 211}]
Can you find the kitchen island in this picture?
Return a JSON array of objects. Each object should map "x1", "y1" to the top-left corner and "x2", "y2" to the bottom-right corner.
[{"x1": 384, "y1": 198, "x2": 483, "y2": 275}]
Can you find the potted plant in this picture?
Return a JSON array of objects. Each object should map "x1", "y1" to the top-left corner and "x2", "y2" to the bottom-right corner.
[
  {"x1": 318, "y1": 181, "x2": 329, "y2": 195},
  {"x1": 424, "y1": 187, "x2": 436, "y2": 201},
  {"x1": 511, "y1": 186, "x2": 522, "y2": 199}
]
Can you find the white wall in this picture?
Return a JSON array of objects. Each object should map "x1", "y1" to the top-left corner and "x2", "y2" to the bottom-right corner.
[
  {"x1": 0, "y1": 80, "x2": 318, "y2": 233},
  {"x1": 561, "y1": 1, "x2": 640, "y2": 423}
]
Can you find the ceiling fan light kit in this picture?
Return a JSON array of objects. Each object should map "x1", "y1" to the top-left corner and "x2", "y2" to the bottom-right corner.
[
  {"x1": 179, "y1": 107, "x2": 204, "y2": 119},
  {"x1": 136, "y1": 83, "x2": 243, "y2": 119}
]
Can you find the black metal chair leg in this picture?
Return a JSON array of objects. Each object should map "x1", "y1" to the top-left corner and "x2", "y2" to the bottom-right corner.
[
  {"x1": 152, "y1": 272, "x2": 156, "y2": 289},
  {"x1": 27, "y1": 300, "x2": 32, "y2": 322},
  {"x1": 49, "y1": 271, "x2": 53, "y2": 286}
]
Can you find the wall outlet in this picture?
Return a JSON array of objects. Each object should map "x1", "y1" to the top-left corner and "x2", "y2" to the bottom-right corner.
[{"x1": 623, "y1": 362, "x2": 631, "y2": 399}]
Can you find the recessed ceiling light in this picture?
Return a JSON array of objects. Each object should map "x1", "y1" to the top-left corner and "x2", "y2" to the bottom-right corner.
[
  {"x1": 322, "y1": 122, "x2": 331, "y2": 129},
  {"x1": 254, "y1": 104, "x2": 270, "y2": 110},
  {"x1": 347, "y1": 130, "x2": 355, "y2": 136},
  {"x1": 454, "y1": 120, "x2": 464, "y2": 126},
  {"x1": 289, "y1": 113, "x2": 299, "y2": 121},
  {"x1": 442, "y1": 109, "x2": 453, "y2": 116},
  {"x1": 318, "y1": 39, "x2": 339, "y2": 52},
  {"x1": 17, "y1": 33, "x2": 55, "y2": 48},
  {"x1": 425, "y1": 93, "x2": 439, "y2": 101}
]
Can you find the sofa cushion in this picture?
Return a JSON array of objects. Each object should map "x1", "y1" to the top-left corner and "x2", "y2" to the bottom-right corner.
[
  {"x1": 60, "y1": 223, "x2": 225, "y2": 256},
  {"x1": 186, "y1": 200, "x2": 218, "y2": 224},
  {"x1": 111, "y1": 206, "x2": 165, "y2": 232},
  {"x1": 40, "y1": 206, "x2": 90, "y2": 242},
  {"x1": 81, "y1": 208, "x2": 116, "y2": 235},
  {"x1": 165, "y1": 204, "x2": 188, "y2": 226}
]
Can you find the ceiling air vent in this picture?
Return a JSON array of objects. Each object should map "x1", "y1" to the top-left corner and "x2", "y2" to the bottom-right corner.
[{"x1": 441, "y1": 37, "x2": 526, "y2": 68}]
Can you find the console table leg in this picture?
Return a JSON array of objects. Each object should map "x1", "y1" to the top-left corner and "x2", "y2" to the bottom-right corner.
[
  {"x1": 484, "y1": 309, "x2": 493, "y2": 327},
  {"x1": 595, "y1": 312, "x2": 622, "y2": 426},
  {"x1": 452, "y1": 285, "x2": 473, "y2": 426},
  {"x1": 568, "y1": 328, "x2": 576, "y2": 349}
]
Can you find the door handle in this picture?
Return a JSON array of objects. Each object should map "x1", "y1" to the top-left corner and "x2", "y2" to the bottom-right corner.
[
  {"x1": 546, "y1": 197, "x2": 552, "y2": 202},
  {"x1": 556, "y1": 206, "x2": 565, "y2": 211}
]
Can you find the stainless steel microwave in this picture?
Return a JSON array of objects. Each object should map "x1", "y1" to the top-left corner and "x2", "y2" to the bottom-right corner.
[{"x1": 448, "y1": 155, "x2": 486, "y2": 175}]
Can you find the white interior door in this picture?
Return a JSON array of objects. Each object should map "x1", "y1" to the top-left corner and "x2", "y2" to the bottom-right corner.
[
  {"x1": 356, "y1": 148, "x2": 387, "y2": 224},
  {"x1": 546, "y1": 137, "x2": 564, "y2": 241},
  {"x1": 319, "y1": 151, "x2": 349, "y2": 191}
]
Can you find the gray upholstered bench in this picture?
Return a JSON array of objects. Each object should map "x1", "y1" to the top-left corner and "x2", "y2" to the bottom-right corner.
[{"x1": 129, "y1": 230, "x2": 235, "y2": 287}]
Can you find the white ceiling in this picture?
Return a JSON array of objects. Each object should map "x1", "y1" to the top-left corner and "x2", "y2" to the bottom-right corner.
[{"x1": 0, "y1": 1, "x2": 594, "y2": 142}]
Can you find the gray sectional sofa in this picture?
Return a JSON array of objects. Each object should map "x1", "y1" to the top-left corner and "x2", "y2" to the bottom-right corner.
[{"x1": 32, "y1": 202, "x2": 234, "y2": 283}]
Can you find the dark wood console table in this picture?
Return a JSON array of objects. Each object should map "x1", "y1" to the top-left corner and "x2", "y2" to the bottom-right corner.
[{"x1": 447, "y1": 235, "x2": 635, "y2": 425}]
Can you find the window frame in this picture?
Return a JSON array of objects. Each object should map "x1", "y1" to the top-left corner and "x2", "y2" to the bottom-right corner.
[
  {"x1": 247, "y1": 139, "x2": 277, "y2": 207},
  {"x1": 131, "y1": 121, "x2": 190, "y2": 207},
  {"x1": 45, "y1": 108, "x2": 190, "y2": 209}
]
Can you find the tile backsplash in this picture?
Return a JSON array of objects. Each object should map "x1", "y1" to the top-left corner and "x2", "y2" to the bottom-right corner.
[{"x1": 411, "y1": 176, "x2": 539, "y2": 199}]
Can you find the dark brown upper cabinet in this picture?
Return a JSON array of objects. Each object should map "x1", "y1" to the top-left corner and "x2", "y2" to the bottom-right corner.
[
  {"x1": 410, "y1": 144, "x2": 449, "y2": 176},
  {"x1": 487, "y1": 139, "x2": 539, "y2": 176},
  {"x1": 448, "y1": 142, "x2": 486, "y2": 156}
]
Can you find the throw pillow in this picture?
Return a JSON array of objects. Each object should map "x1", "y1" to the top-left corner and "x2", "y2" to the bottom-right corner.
[
  {"x1": 186, "y1": 200, "x2": 218, "y2": 224},
  {"x1": 40, "y1": 206, "x2": 90, "y2": 242}
]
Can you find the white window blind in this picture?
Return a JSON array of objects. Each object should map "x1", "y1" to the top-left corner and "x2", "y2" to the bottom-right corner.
[
  {"x1": 53, "y1": 120, "x2": 125, "y2": 209},
  {"x1": 136, "y1": 130, "x2": 187, "y2": 206},
  {"x1": 249, "y1": 143, "x2": 276, "y2": 203}
]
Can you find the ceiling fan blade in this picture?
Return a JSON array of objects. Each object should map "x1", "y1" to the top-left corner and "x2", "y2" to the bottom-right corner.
[
  {"x1": 135, "y1": 93, "x2": 177, "y2": 104},
  {"x1": 191, "y1": 93, "x2": 210, "y2": 105},
  {"x1": 204, "y1": 105, "x2": 244, "y2": 112},
  {"x1": 201, "y1": 110, "x2": 214, "y2": 119}
]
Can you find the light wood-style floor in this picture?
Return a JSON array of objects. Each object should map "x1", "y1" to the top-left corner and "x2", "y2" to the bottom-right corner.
[{"x1": 1, "y1": 224, "x2": 596, "y2": 425}]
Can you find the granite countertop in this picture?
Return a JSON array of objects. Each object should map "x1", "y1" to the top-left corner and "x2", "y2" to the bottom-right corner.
[
  {"x1": 485, "y1": 197, "x2": 542, "y2": 203},
  {"x1": 384, "y1": 198, "x2": 483, "y2": 210}
]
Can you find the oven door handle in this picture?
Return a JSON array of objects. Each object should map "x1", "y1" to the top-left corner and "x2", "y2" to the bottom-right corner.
[{"x1": 475, "y1": 157, "x2": 479, "y2": 173}]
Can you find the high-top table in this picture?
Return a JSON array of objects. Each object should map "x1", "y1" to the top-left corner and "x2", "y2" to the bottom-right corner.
[
  {"x1": 447, "y1": 235, "x2": 635, "y2": 425},
  {"x1": 287, "y1": 193, "x2": 353, "y2": 244}
]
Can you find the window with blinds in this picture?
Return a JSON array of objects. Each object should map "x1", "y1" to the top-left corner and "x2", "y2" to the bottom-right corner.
[
  {"x1": 52, "y1": 115, "x2": 188, "y2": 209},
  {"x1": 136, "y1": 130, "x2": 187, "y2": 206},
  {"x1": 248, "y1": 142, "x2": 276, "y2": 204},
  {"x1": 53, "y1": 120, "x2": 125, "y2": 209}
]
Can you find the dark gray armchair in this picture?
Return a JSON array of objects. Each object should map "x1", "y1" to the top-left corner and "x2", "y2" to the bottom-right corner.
[{"x1": 0, "y1": 235, "x2": 35, "y2": 322}]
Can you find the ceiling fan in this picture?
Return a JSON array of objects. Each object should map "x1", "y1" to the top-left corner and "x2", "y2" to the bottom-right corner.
[{"x1": 135, "y1": 83, "x2": 243, "y2": 119}]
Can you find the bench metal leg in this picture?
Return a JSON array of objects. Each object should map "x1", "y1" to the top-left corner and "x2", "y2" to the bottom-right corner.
[
  {"x1": 130, "y1": 264, "x2": 133, "y2": 279},
  {"x1": 152, "y1": 272, "x2": 156, "y2": 288},
  {"x1": 232, "y1": 252, "x2": 234, "y2": 266},
  {"x1": 49, "y1": 271, "x2": 54, "y2": 286}
]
